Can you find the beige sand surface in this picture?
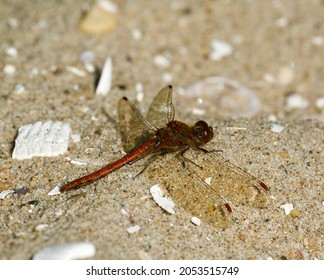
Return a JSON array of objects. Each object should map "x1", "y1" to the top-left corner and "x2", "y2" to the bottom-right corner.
[{"x1": 0, "y1": 0, "x2": 323, "y2": 259}]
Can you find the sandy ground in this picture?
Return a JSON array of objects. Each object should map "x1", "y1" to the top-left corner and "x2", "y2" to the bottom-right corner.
[{"x1": 0, "y1": 0, "x2": 323, "y2": 260}]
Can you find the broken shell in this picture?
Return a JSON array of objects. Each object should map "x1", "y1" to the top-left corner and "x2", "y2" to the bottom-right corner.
[{"x1": 12, "y1": 121, "x2": 71, "y2": 159}]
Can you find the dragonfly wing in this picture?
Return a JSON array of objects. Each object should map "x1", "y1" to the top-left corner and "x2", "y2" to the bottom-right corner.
[
  {"x1": 146, "y1": 85, "x2": 175, "y2": 128},
  {"x1": 183, "y1": 148, "x2": 269, "y2": 209},
  {"x1": 118, "y1": 97, "x2": 155, "y2": 153},
  {"x1": 147, "y1": 154, "x2": 230, "y2": 229}
]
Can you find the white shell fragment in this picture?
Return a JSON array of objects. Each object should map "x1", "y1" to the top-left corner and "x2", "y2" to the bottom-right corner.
[
  {"x1": 6, "y1": 47, "x2": 18, "y2": 57},
  {"x1": 271, "y1": 124, "x2": 284, "y2": 133},
  {"x1": 153, "y1": 55, "x2": 170, "y2": 68},
  {"x1": 190, "y1": 216, "x2": 201, "y2": 226},
  {"x1": 66, "y1": 66, "x2": 87, "y2": 77},
  {"x1": 209, "y1": 39, "x2": 233, "y2": 61},
  {"x1": 48, "y1": 186, "x2": 61, "y2": 196},
  {"x1": 12, "y1": 121, "x2": 71, "y2": 159},
  {"x1": 96, "y1": 57, "x2": 112, "y2": 96},
  {"x1": 3, "y1": 64, "x2": 16, "y2": 75},
  {"x1": 126, "y1": 225, "x2": 141, "y2": 234},
  {"x1": 286, "y1": 93, "x2": 309, "y2": 110},
  {"x1": 150, "y1": 184, "x2": 176, "y2": 214},
  {"x1": 32, "y1": 242, "x2": 96, "y2": 260},
  {"x1": 0, "y1": 189, "x2": 15, "y2": 200},
  {"x1": 280, "y1": 203, "x2": 294, "y2": 215}
]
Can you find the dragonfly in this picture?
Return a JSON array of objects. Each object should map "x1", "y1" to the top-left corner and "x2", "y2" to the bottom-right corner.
[{"x1": 61, "y1": 85, "x2": 269, "y2": 228}]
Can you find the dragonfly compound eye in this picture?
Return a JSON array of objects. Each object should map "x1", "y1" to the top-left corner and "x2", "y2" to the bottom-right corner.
[{"x1": 193, "y1": 121, "x2": 214, "y2": 145}]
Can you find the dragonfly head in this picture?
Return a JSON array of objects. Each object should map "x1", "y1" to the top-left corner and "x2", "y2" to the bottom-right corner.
[{"x1": 192, "y1": 120, "x2": 214, "y2": 146}]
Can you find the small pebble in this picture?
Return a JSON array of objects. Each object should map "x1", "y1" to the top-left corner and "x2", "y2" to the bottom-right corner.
[
  {"x1": 280, "y1": 203, "x2": 294, "y2": 215},
  {"x1": 209, "y1": 39, "x2": 233, "y2": 61},
  {"x1": 150, "y1": 184, "x2": 176, "y2": 214},
  {"x1": 271, "y1": 124, "x2": 284, "y2": 133},
  {"x1": 127, "y1": 225, "x2": 141, "y2": 234},
  {"x1": 32, "y1": 242, "x2": 96, "y2": 260},
  {"x1": 132, "y1": 29, "x2": 142, "y2": 40},
  {"x1": 190, "y1": 216, "x2": 201, "y2": 226},
  {"x1": 162, "y1": 72, "x2": 173, "y2": 83},
  {"x1": 311, "y1": 36, "x2": 323, "y2": 46},
  {"x1": 204, "y1": 177, "x2": 212, "y2": 185},
  {"x1": 275, "y1": 17, "x2": 289, "y2": 27},
  {"x1": 3, "y1": 64, "x2": 16, "y2": 75},
  {"x1": 12, "y1": 84, "x2": 25, "y2": 94},
  {"x1": 6, "y1": 47, "x2": 18, "y2": 57},
  {"x1": 35, "y1": 224, "x2": 49, "y2": 232},
  {"x1": 315, "y1": 97, "x2": 324, "y2": 110},
  {"x1": 286, "y1": 93, "x2": 309, "y2": 110},
  {"x1": 154, "y1": 55, "x2": 170, "y2": 68},
  {"x1": 278, "y1": 66, "x2": 294, "y2": 86}
]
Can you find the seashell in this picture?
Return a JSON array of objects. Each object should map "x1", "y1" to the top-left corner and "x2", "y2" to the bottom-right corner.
[
  {"x1": 150, "y1": 184, "x2": 176, "y2": 214},
  {"x1": 12, "y1": 121, "x2": 71, "y2": 159},
  {"x1": 79, "y1": 1, "x2": 116, "y2": 34},
  {"x1": 32, "y1": 242, "x2": 95, "y2": 260},
  {"x1": 95, "y1": 57, "x2": 112, "y2": 96}
]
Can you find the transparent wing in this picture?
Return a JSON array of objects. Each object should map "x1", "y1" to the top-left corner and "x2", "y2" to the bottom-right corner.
[
  {"x1": 146, "y1": 148, "x2": 269, "y2": 229},
  {"x1": 118, "y1": 97, "x2": 156, "y2": 153},
  {"x1": 146, "y1": 85, "x2": 175, "y2": 128},
  {"x1": 182, "y1": 148, "x2": 269, "y2": 208},
  {"x1": 147, "y1": 154, "x2": 231, "y2": 229}
]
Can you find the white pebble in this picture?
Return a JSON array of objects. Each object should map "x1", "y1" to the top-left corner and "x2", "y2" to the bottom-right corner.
[
  {"x1": 126, "y1": 225, "x2": 141, "y2": 234},
  {"x1": 315, "y1": 97, "x2": 324, "y2": 109},
  {"x1": 35, "y1": 224, "x2": 49, "y2": 231},
  {"x1": 98, "y1": 0, "x2": 118, "y2": 13},
  {"x1": 153, "y1": 55, "x2": 170, "y2": 68},
  {"x1": 150, "y1": 184, "x2": 176, "y2": 214},
  {"x1": 32, "y1": 242, "x2": 96, "y2": 260},
  {"x1": 79, "y1": 50, "x2": 95, "y2": 63},
  {"x1": 162, "y1": 72, "x2": 173, "y2": 83},
  {"x1": 132, "y1": 29, "x2": 142, "y2": 40},
  {"x1": 280, "y1": 203, "x2": 294, "y2": 215},
  {"x1": 286, "y1": 93, "x2": 309, "y2": 110},
  {"x1": 278, "y1": 66, "x2": 294, "y2": 85},
  {"x1": 275, "y1": 17, "x2": 289, "y2": 27},
  {"x1": 0, "y1": 189, "x2": 15, "y2": 200},
  {"x1": 6, "y1": 47, "x2": 18, "y2": 57},
  {"x1": 48, "y1": 186, "x2": 61, "y2": 196},
  {"x1": 135, "y1": 82, "x2": 144, "y2": 102},
  {"x1": 271, "y1": 124, "x2": 284, "y2": 133},
  {"x1": 96, "y1": 57, "x2": 112, "y2": 96},
  {"x1": 8, "y1": 17, "x2": 19, "y2": 28},
  {"x1": 12, "y1": 121, "x2": 71, "y2": 159},
  {"x1": 204, "y1": 177, "x2": 212, "y2": 185},
  {"x1": 3, "y1": 64, "x2": 16, "y2": 75},
  {"x1": 190, "y1": 216, "x2": 201, "y2": 226},
  {"x1": 12, "y1": 84, "x2": 25, "y2": 94},
  {"x1": 209, "y1": 39, "x2": 233, "y2": 61},
  {"x1": 311, "y1": 36, "x2": 323, "y2": 46}
]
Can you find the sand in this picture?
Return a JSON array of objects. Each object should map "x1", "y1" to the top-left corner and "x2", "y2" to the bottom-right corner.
[{"x1": 0, "y1": 0, "x2": 323, "y2": 260}]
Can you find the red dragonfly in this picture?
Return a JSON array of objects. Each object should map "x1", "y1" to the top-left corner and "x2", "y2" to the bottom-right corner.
[{"x1": 61, "y1": 85, "x2": 269, "y2": 228}]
